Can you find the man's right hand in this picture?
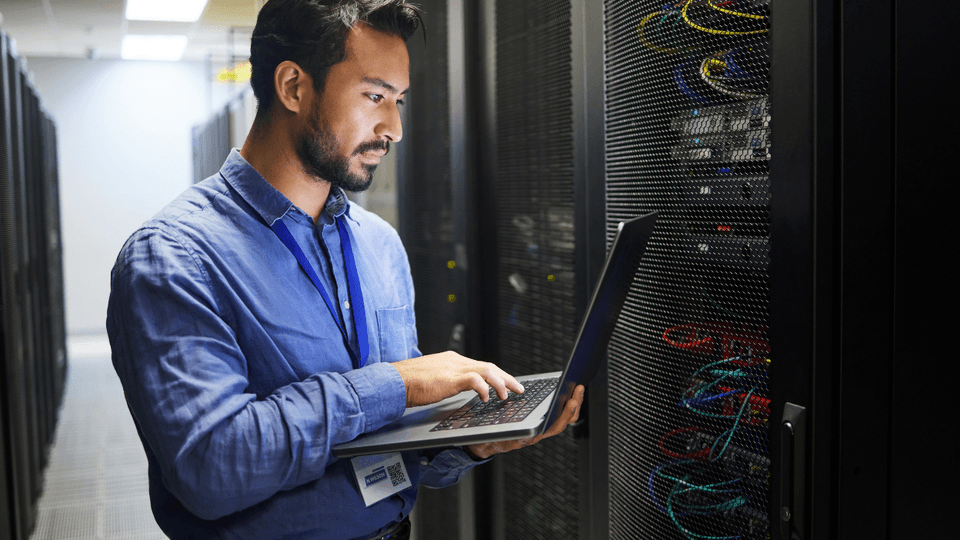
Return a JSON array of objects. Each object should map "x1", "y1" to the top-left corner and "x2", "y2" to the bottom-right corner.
[{"x1": 391, "y1": 352, "x2": 525, "y2": 407}]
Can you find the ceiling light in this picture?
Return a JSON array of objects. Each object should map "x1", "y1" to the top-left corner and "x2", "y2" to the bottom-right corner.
[
  {"x1": 121, "y1": 35, "x2": 189, "y2": 62},
  {"x1": 125, "y1": 0, "x2": 210, "y2": 22}
]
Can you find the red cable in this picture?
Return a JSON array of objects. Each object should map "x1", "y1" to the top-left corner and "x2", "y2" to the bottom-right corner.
[{"x1": 659, "y1": 426, "x2": 710, "y2": 461}]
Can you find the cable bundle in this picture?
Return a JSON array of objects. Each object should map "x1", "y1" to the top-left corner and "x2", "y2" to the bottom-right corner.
[
  {"x1": 638, "y1": 1, "x2": 770, "y2": 102},
  {"x1": 648, "y1": 460, "x2": 752, "y2": 540}
]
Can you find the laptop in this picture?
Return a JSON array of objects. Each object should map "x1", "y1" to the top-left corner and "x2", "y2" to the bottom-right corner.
[{"x1": 332, "y1": 212, "x2": 657, "y2": 458}]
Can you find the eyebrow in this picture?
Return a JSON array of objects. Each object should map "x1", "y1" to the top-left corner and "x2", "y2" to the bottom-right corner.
[{"x1": 362, "y1": 77, "x2": 408, "y2": 95}]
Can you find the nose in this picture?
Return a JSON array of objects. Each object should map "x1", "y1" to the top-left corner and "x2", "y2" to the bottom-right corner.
[{"x1": 375, "y1": 101, "x2": 403, "y2": 143}]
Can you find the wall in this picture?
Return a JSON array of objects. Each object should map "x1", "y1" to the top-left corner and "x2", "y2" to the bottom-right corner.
[{"x1": 23, "y1": 57, "x2": 237, "y2": 335}]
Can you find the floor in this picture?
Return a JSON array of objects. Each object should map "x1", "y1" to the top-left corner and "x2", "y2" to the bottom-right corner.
[{"x1": 29, "y1": 335, "x2": 166, "y2": 540}]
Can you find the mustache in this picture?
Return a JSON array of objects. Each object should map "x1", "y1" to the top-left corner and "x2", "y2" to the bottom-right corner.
[{"x1": 352, "y1": 140, "x2": 390, "y2": 156}]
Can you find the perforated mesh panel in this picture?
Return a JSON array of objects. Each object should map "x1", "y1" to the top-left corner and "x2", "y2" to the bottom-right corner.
[
  {"x1": 404, "y1": 1, "x2": 457, "y2": 356},
  {"x1": 399, "y1": 4, "x2": 467, "y2": 538},
  {"x1": 604, "y1": 2, "x2": 772, "y2": 539},
  {"x1": 494, "y1": 1, "x2": 579, "y2": 537}
]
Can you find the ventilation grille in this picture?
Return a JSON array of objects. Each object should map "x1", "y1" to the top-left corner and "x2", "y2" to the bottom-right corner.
[
  {"x1": 604, "y1": 2, "x2": 773, "y2": 539},
  {"x1": 495, "y1": 1, "x2": 579, "y2": 538},
  {"x1": 404, "y1": 0, "x2": 457, "y2": 356}
]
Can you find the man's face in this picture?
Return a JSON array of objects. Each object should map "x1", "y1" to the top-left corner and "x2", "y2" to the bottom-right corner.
[{"x1": 296, "y1": 25, "x2": 409, "y2": 192}]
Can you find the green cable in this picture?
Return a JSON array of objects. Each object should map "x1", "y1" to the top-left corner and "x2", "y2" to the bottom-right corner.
[{"x1": 665, "y1": 470, "x2": 745, "y2": 540}]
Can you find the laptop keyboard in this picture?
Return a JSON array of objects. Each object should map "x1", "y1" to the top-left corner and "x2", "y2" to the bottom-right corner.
[{"x1": 430, "y1": 377, "x2": 559, "y2": 431}]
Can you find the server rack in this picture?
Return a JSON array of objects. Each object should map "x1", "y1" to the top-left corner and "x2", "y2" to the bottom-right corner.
[
  {"x1": 397, "y1": 1, "x2": 488, "y2": 537},
  {"x1": 192, "y1": 106, "x2": 231, "y2": 184},
  {"x1": 486, "y1": 1, "x2": 609, "y2": 538},
  {"x1": 398, "y1": 1, "x2": 607, "y2": 539},
  {"x1": 601, "y1": 1, "x2": 956, "y2": 539},
  {"x1": 192, "y1": 89, "x2": 257, "y2": 184},
  {"x1": 769, "y1": 1, "x2": 956, "y2": 538},
  {"x1": 603, "y1": 2, "x2": 774, "y2": 539},
  {"x1": 1, "y1": 30, "x2": 66, "y2": 540}
]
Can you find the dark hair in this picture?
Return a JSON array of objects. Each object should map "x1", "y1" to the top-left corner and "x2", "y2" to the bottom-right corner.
[{"x1": 250, "y1": 0, "x2": 423, "y2": 112}]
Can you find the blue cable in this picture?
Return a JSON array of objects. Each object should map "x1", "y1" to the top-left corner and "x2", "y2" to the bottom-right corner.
[{"x1": 674, "y1": 60, "x2": 714, "y2": 105}]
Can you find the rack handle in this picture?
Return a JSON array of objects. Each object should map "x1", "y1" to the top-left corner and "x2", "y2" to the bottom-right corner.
[{"x1": 780, "y1": 403, "x2": 806, "y2": 540}]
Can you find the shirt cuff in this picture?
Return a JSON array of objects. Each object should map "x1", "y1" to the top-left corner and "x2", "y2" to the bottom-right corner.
[
  {"x1": 342, "y1": 362, "x2": 406, "y2": 433},
  {"x1": 418, "y1": 448, "x2": 489, "y2": 488}
]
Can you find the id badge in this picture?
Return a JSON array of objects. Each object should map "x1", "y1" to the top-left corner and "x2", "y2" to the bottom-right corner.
[{"x1": 350, "y1": 452, "x2": 412, "y2": 507}]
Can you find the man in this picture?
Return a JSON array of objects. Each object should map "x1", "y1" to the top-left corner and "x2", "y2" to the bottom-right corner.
[{"x1": 106, "y1": 1, "x2": 584, "y2": 539}]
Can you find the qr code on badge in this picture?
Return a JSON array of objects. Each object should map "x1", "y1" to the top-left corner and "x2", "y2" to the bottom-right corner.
[{"x1": 387, "y1": 462, "x2": 406, "y2": 487}]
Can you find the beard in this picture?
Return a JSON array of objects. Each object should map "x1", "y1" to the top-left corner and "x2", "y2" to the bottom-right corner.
[{"x1": 295, "y1": 108, "x2": 389, "y2": 193}]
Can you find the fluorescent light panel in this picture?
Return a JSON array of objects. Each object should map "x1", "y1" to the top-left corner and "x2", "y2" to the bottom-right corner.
[
  {"x1": 121, "y1": 35, "x2": 189, "y2": 61},
  {"x1": 125, "y1": 0, "x2": 210, "y2": 22}
]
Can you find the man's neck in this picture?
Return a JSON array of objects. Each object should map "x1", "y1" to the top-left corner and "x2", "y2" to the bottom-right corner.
[{"x1": 240, "y1": 121, "x2": 330, "y2": 223}]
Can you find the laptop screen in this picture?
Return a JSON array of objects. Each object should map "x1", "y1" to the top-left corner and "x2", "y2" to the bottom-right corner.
[{"x1": 542, "y1": 212, "x2": 657, "y2": 429}]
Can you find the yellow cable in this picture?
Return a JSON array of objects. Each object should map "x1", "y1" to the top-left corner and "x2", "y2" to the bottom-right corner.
[
  {"x1": 707, "y1": 0, "x2": 767, "y2": 21},
  {"x1": 637, "y1": 10, "x2": 688, "y2": 54},
  {"x1": 682, "y1": 0, "x2": 768, "y2": 36}
]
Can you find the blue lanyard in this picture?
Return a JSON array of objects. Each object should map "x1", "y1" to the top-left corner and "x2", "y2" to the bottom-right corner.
[{"x1": 271, "y1": 216, "x2": 369, "y2": 368}]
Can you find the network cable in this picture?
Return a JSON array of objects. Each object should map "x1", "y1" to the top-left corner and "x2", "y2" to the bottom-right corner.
[
  {"x1": 706, "y1": 0, "x2": 768, "y2": 21},
  {"x1": 648, "y1": 459, "x2": 751, "y2": 540},
  {"x1": 699, "y1": 50, "x2": 767, "y2": 99},
  {"x1": 675, "y1": 59, "x2": 716, "y2": 105},
  {"x1": 681, "y1": 0, "x2": 769, "y2": 36},
  {"x1": 638, "y1": 6, "x2": 688, "y2": 54}
]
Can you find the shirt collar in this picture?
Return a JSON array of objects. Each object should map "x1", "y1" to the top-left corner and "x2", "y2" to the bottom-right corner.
[{"x1": 220, "y1": 149, "x2": 355, "y2": 226}]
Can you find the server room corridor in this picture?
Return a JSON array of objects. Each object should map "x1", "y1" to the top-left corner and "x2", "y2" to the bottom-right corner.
[{"x1": 28, "y1": 335, "x2": 165, "y2": 540}]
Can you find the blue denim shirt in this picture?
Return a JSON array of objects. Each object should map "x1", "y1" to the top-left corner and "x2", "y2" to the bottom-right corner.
[{"x1": 107, "y1": 149, "x2": 480, "y2": 539}]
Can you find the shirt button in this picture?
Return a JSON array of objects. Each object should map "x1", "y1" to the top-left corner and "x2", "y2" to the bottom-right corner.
[{"x1": 344, "y1": 301, "x2": 350, "y2": 310}]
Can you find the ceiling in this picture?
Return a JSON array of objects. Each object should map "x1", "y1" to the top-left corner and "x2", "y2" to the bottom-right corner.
[{"x1": 0, "y1": 0, "x2": 265, "y2": 62}]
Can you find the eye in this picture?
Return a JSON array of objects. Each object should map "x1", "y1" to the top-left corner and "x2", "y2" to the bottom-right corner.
[
  {"x1": 367, "y1": 93, "x2": 384, "y2": 103},
  {"x1": 397, "y1": 98, "x2": 405, "y2": 107}
]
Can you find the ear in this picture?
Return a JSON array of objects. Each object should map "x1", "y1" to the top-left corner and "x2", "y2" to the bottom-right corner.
[{"x1": 273, "y1": 60, "x2": 312, "y2": 114}]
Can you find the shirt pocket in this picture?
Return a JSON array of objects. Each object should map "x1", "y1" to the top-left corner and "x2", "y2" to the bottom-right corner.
[{"x1": 375, "y1": 306, "x2": 415, "y2": 362}]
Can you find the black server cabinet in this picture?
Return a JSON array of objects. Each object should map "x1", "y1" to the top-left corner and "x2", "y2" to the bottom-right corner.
[
  {"x1": 602, "y1": 1, "x2": 957, "y2": 539},
  {"x1": 0, "y1": 32, "x2": 20, "y2": 540},
  {"x1": 487, "y1": 1, "x2": 580, "y2": 538},
  {"x1": 771, "y1": 1, "x2": 957, "y2": 538},
  {"x1": 604, "y1": 2, "x2": 773, "y2": 539},
  {"x1": 399, "y1": 1, "x2": 606, "y2": 538},
  {"x1": 192, "y1": 107, "x2": 231, "y2": 184},
  {"x1": 398, "y1": 0, "x2": 491, "y2": 537},
  {"x1": 1, "y1": 34, "x2": 38, "y2": 540},
  {"x1": 488, "y1": 1, "x2": 607, "y2": 539},
  {"x1": 1, "y1": 31, "x2": 65, "y2": 540}
]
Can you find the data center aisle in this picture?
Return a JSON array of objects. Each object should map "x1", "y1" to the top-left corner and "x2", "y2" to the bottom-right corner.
[{"x1": 29, "y1": 336, "x2": 166, "y2": 540}]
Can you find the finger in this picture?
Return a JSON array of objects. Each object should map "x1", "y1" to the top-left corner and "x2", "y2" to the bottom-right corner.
[
  {"x1": 542, "y1": 387, "x2": 585, "y2": 437},
  {"x1": 465, "y1": 372, "x2": 490, "y2": 401},
  {"x1": 482, "y1": 368, "x2": 509, "y2": 401},
  {"x1": 504, "y1": 373, "x2": 525, "y2": 395},
  {"x1": 482, "y1": 364, "x2": 523, "y2": 400},
  {"x1": 569, "y1": 385, "x2": 585, "y2": 422},
  {"x1": 569, "y1": 397, "x2": 581, "y2": 424}
]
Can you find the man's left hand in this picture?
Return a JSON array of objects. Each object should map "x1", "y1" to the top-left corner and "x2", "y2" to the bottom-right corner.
[{"x1": 463, "y1": 384, "x2": 586, "y2": 460}]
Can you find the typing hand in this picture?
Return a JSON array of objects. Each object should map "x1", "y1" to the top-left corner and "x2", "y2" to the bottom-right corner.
[
  {"x1": 391, "y1": 351, "x2": 525, "y2": 408},
  {"x1": 464, "y1": 384, "x2": 585, "y2": 460}
]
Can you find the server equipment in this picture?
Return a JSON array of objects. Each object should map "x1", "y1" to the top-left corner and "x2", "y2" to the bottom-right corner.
[
  {"x1": 1, "y1": 30, "x2": 66, "y2": 540},
  {"x1": 397, "y1": 1, "x2": 486, "y2": 537},
  {"x1": 397, "y1": 1, "x2": 607, "y2": 538},
  {"x1": 604, "y1": 2, "x2": 773, "y2": 539},
  {"x1": 192, "y1": 89, "x2": 257, "y2": 184},
  {"x1": 602, "y1": 1, "x2": 955, "y2": 539}
]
